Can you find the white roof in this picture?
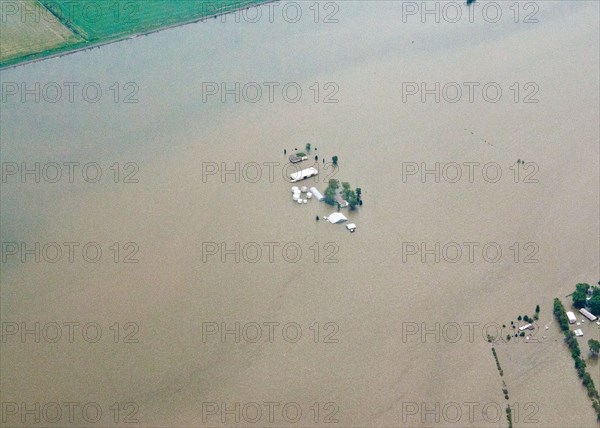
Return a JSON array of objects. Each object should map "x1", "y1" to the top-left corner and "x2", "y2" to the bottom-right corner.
[
  {"x1": 327, "y1": 213, "x2": 348, "y2": 224},
  {"x1": 567, "y1": 311, "x2": 577, "y2": 322},
  {"x1": 574, "y1": 329, "x2": 583, "y2": 337},
  {"x1": 290, "y1": 167, "x2": 318, "y2": 181},
  {"x1": 579, "y1": 308, "x2": 598, "y2": 321},
  {"x1": 310, "y1": 187, "x2": 324, "y2": 200},
  {"x1": 346, "y1": 223, "x2": 356, "y2": 229}
]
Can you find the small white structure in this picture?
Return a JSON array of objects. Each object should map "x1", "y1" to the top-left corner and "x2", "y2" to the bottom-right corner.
[
  {"x1": 574, "y1": 329, "x2": 584, "y2": 337},
  {"x1": 346, "y1": 223, "x2": 356, "y2": 232},
  {"x1": 301, "y1": 186, "x2": 308, "y2": 193},
  {"x1": 567, "y1": 311, "x2": 577, "y2": 324},
  {"x1": 306, "y1": 192, "x2": 313, "y2": 199},
  {"x1": 290, "y1": 167, "x2": 318, "y2": 183},
  {"x1": 291, "y1": 186, "x2": 299, "y2": 193},
  {"x1": 327, "y1": 213, "x2": 347, "y2": 224},
  {"x1": 310, "y1": 187, "x2": 324, "y2": 201},
  {"x1": 518, "y1": 323, "x2": 533, "y2": 332},
  {"x1": 579, "y1": 308, "x2": 598, "y2": 321}
]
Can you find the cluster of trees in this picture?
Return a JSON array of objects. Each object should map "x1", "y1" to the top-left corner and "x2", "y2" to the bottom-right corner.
[
  {"x1": 324, "y1": 179, "x2": 339, "y2": 206},
  {"x1": 341, "y1": 182, "x2": 362, "y2": 210},
  {"x1": 553, "y1": 298, "x2": 600, "y2": 419},
  {"x1": 323, "y1": 179, "x2": 363, "y2": 210},
  {"x1": 572, "y1": 282, "x2": 600, "y2": 315}
]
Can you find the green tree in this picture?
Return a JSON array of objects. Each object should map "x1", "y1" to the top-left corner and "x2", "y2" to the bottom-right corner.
[
  {"x1": 324, "y1": 190, "x2": 335, "y2": 206},
  {"x1": 573, "y1": 283, "x2": 590, "y2": 309},
  {"x1": 341, "y1": 182, "x2": 351, "y2": 196},
  {"x1": 324, "y1": 179, "x2": 340, "y2": 206},
  {"x1": 589, "y1": 288, "x2": 600, "y2": 315},
  {"x1": 589, "y1": 339, "x2": 600, "y2": 357},
  {"x1": 332, "y1": 156, "x2": 338, "y2": 165},
  {"x1": 346, "y1": 190, "x2": 358, "y2": 210},
  {"x1": 306, "y1": 143, "x2": 311, "y2": 153}
]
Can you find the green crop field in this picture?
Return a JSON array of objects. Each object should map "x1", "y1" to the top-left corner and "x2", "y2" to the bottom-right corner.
[{"x1": 1, "y1": 0, "x2": 267, "y2": 68}]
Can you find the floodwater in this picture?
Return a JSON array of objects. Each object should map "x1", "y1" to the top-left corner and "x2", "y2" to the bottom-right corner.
[{"x1": 1, "y1": 1, "x2": 599, "y2": 427}]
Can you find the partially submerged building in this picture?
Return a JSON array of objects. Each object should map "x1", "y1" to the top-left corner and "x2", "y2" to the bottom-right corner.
[
  {"x1": 335, "y1": 194, "x2": 349, "y2": 208},
  {"x1": 290, "y1": 167, "x2": 318, "y2": 183},
  {"x1": 518, "y1": 323, "x2": 534, "y2": 331},
  {"x1": 579, "y1": 308, "x2": 598, "y2": 321},
  {"x1": 310, "y1": 187, "x2": 324, "y2": 201},
  {"x1": 567, "y1": 311, "x2": 577, "y2": 324},
  {"x1": 289, "y1": 154, "x2": 307, "y2": 164},
  {"x1": 327, "y1": 213, "x2": 347, "y2": 224}
]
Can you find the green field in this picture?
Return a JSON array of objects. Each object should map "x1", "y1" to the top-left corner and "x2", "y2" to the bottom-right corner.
[{"x1": 0, "y1": 0, "x2": 268, "y2": 68}]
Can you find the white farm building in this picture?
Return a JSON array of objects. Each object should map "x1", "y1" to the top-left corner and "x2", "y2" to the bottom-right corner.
[{"x1": 290, "y1": 167, "x2": 318, "y2": 183}]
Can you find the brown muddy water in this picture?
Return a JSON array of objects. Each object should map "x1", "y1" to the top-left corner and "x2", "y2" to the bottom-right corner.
[{"x1": 1, "y1": 1, "x2": 599, "y2": 427}]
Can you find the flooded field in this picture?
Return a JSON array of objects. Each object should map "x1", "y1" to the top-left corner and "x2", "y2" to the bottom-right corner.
[{"x1": 1, "y1": 1, "x2": 599, "y2": 426}]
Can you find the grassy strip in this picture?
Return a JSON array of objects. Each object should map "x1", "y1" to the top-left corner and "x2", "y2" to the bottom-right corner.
[{"x1": 553, "y1": 298, "x2": 600, "y2": 420}]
